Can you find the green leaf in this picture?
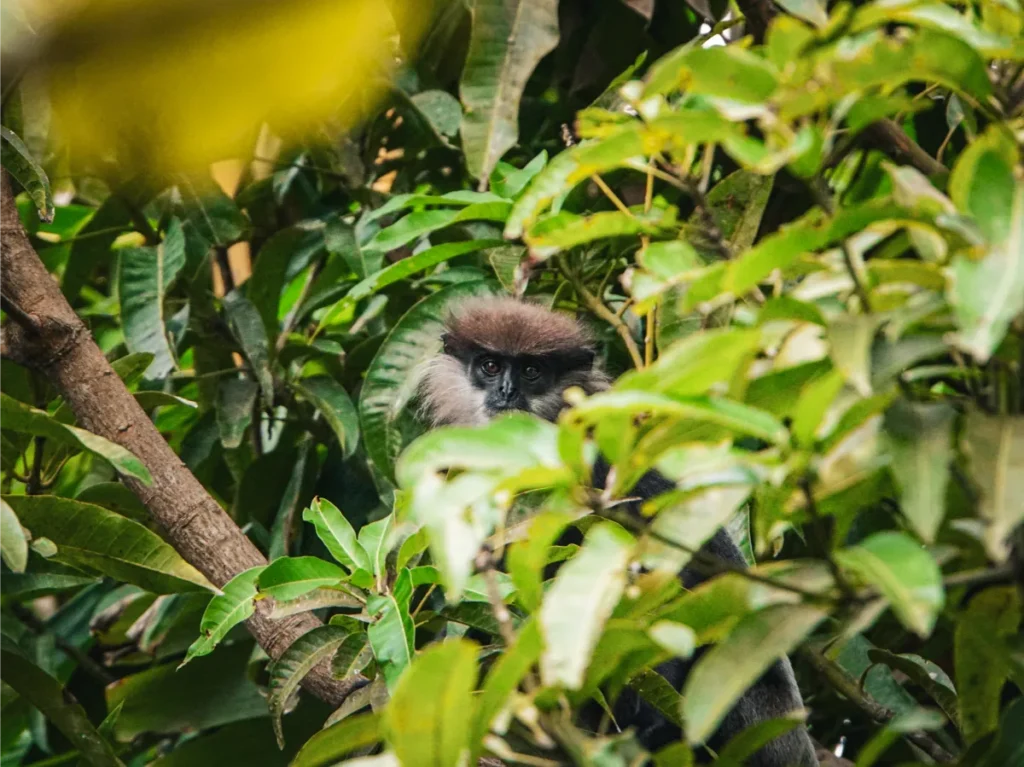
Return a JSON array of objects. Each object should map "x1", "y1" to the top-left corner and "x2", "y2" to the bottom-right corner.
[
  {"x1": 828, "y1": 315, "x2": 881, "y2": 396},
  {"x1": 119, "y1": 219, "x2": 187, "y2": 380},
  {"x1": 662, "y1": 46, "x2": 779, "y2": 103},
  {"x1": 835, "y1": 532, "x2": 944, "y2": 636},
  {"x1": 570, "y1": 392, "x2": 788, "y2": 445},
  {"x1": 410, "y1": 89, "x2": 463, "y2": 139},
  {"x1": 257, "y1": 556, "x2": 349, "y2": 601},
  {"x1": 630, "y1": 669, "x2": 685, "y2": 727},
  {"x1": 3, "y1": 495, "x2": 210, "y2": 593},
  {"x1": 357, "y1": 514, "x2": 395, "y2": 578},
  {"x1": 955, "y1": 586, "x2": 1021, "y2": 744},
  {"x1": 1, "y1": 126, "x2": 54, "y2": 222},
  {"x1": 459, "y1": 0, "x2": 560, "y2": 181},
  {"x1": 525, "y1": 207, "x2": 676, "y2": 261},
  {"x1": 0, "y1": 649, "x2": 123, "y2": 767},
  {"x1": 268, "y1": 625, "x2": 353, "y2": 747},
  {"x1": 0, "y1": 394, "x2": 152, "y2": 482},
  {"x1": 702, "y1": 170, "x2": 776, "y2": 252},
  {"x1": 359, "y1": 280, "x2": 496, "y2": 481},
  {"x1": 181, "y1": 566, "x2": 264, "y2": 666},
  {"x1": 270, "y1": 588, "x2": 362, "y2": 618},
  {"x1": 290, "y1": 712, "x2": 382, "y2": 767},
  {"x1": 962, "y1": 413, "x2": 1024, "y2": 561},
  {"x1": 248, "y1": 224, "x2": 327, "y2": 346},
  {"x1": 539, "y1": 523, "x2": 634, "y2": 689},
  {"x1": 292, "y1": 376, "x2": 360, "y2": 458},
  {"x1": 216, "y1": 378, "x2": 258, "y2": 450},
  {"x1": 507, "y1": 511, "x2": 573, "y2": 613},
  {"x1": 1, "y1": 498, "x2": 28, "y2": 573},
  {"x1": 386, "y1": 639, "x2": 478, "y2": 766},
  {"x1": 947, "y1": 130, "x2": 1024, "y2": 361},
  {"x1": 884, "y1": 401, "x2": 954, "y2": 544},
  {"x1": 316, "y1": 240, "x2": 502, "y2": 333},
  {"x1": 302, "y1": 498, "x2": 370, "y2": 573},
  {"x1": 223, "y1": 291, "x2": 274, "y2": 409},
  {"x1": 367, "y1": 568, "x2": 415, "y2": 690},
  {"x1": 714, "y1": 715, "x2": 805, "y2": 767},
  {"x1": 331, "y1": 632, "x2": 373, "y2": 680},
  {"x1": 866, "y1": 648, "x2": 958, "y2": 724},
  {"x1": 470, "y1": 619, "x2": 543, "y2": 763},
  {"x1": 774, "y1": 0, "x2": 827, "y2": 27},
  {"x1": 490, "y1": 151, "x2": 547, "y2": 200},
  {"x1": 617, "y1": 328, "x2": 761, "y2": 397},
  {"x1": 683, "y1": 604, "x2": 828, "y2": 745}
]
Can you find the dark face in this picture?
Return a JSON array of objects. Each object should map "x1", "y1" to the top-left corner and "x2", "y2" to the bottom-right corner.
[{"x1": 442, "y1": 335, "x2": 595, "y2": 422}]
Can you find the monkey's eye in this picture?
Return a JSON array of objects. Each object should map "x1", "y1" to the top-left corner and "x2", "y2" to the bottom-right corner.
[
  {"x1": 479, "y1": 358, "x2": 501, "y2": 376},
  {"x1": 522, "y1": 364, "x2": 541, "y2": 380}
]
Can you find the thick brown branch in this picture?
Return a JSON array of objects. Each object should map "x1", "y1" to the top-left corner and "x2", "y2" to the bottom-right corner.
[{"x1": 0, "y1": 170, "x2": 357, "y2": 707}]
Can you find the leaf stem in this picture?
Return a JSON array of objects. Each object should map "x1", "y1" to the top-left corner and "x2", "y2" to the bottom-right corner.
[
  {"x1": 590, "y1": 174, "x2": 634, "y2": 218},
  {"x1": 557, "y1": 257, "x2": 644, "y2": 369},
  {"x1": 801, "y1": 645, "x2": 957, "y2": 762}
]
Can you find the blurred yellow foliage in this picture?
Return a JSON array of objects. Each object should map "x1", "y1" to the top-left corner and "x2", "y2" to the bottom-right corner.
[{"x1": 5, "y1": 0, "x2": 423, "y2": 175}]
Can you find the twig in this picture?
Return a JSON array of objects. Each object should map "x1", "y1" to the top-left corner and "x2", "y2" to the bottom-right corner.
[
  {"x1": 590, "y1": 175, "x2": 634, "y2": 218},
  {"x1": 841, "y1": 243, "x2": 873, "y2": 313},
  {"x1": 642, "y1": 161, "x2": 656, "y2": 368},
  {"x1": 12, "y1": 605, "x2": 114, "y2": 686},
  {"x1": 557, "y1": 257, "x2": 644, "y2": 369},
  {"x1": 26, "y1": 436, "x2": 45, "y2": 495},
  {"x1": 801, "y1": 646, "x2": 957, "y2": 762},
  {"x1": 864, "y1": 120, "x2": 948, "y2": 178},
  {"x1": 942, "y1": 563, "x2": 1016, "y2": 590},
  {"x1": 475, "y1": 547, "x2": 519, "y2": 649},
  {"x1": 595, "y1": 505, "x2": 837, "y2": 604}
]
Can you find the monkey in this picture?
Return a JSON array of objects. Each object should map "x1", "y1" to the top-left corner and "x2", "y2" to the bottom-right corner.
[{"x1": 420, "y1": 296, "x2": 819, "y2": 767}]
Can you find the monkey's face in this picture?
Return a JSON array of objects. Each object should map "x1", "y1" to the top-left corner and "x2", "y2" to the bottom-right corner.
[{"x1": 443, "y1": 340, "x2": 596, "y2": 423}]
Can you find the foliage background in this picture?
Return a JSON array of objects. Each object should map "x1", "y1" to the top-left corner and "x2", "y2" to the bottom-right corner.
[{"x1": 1, "y1": 0, "x2": 1022, "y2": 765}]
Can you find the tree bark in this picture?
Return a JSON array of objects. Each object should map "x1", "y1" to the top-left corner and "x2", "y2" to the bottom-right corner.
[{"x1": 0, "y1": 170, "x2": 359, "y2": 707}]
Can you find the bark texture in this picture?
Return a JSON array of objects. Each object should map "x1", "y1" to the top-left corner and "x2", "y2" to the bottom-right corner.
[{"x1": 1, "y1": 170, "x2": 359, "y2": 706}]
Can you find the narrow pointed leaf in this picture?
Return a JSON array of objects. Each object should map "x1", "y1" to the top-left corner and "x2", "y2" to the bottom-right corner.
[
  {"x1": 290, "y1": 712, "x2": 382, "y2": 767},
  {"x1": 367, "y1": 568, "x2": 415, "y2": 690},
  {"x1": 460, "y1": 0, "x2": 560, "y2": 181},
  {"x1": 119, "y1": 219, "x2": 186, "y2": 380},
  {"x1": 302, "y1": 498, "x2": 371, "y2": 572},
  {"x1": 292, "y1": 377, "x2": 360, "y2": 458},
  {"x1": 386, "y1": 639, "x2": 479, "y2": 767},
  {"x1": 1, "y1": 394, "x2": 151, "y2": 483},
  {"x1": 1, "y1": 126, "x2": 54, "y2": 222},
  {"x1": 223, "y1": 291, "x2": 274, "y2": 408},
  {"x1": 317, "y1": 240, "x2": 502, "y2": 333},
  {"x1": 4, "y1": 495, "x2": 210, "y2": 593},
  {"x1": 182, "y1": 566, "x2": 264, "y2": 666},
  {"x1": 268, "y1": 625, "x2": 353, "y2": 747},
  {"x1": 963, "y1": 413, "x2": 1024, "y2": 561},
  {"x1": 331, "y1": 632, "x2": 373, "y2": 679},
  {"x1": 0, "y1": 649, "x2": 123, "y2": 767},
  {"x1": 258, "y1": 556, "x2": 349, "y2": 601}
]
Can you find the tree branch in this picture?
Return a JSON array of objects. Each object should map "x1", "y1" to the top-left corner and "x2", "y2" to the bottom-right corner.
[
  {"x1": 801, "y1": 646, "x2": 956, "y2": 763},
  {"x1": 0, "y1": 169, "x2": 358, "y2": 707}
]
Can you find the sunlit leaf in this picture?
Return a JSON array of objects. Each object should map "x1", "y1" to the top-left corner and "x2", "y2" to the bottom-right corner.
[
  {"x1": 507, "y1": 511, "x2": 573, "y2": 613},
  {"x1": 835, "y1": 532, "x2": 944, "y2": 636},
  {"x1": 683, "y1": 604, "x2": 828, "y2": 745},
  {"x1": 385, "y1": 639, "x2": 478, "y2": 766},
  {"x1": 302, "y1": 498, "x2": 371, "y2": 573},
  {"x1": 539, "y1": 522, "x2": 634, "y2": 689},
  {"x1": 290, "y1": 712, "x2": 382, "y2": 767},
  {"x1": 367, "y1": 568, "x2": 415, "y2": 690}
]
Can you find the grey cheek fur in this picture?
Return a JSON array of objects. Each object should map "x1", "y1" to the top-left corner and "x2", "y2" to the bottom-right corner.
[{"x1": 419, "y1": 356, "x2": 488, "y2": 426}]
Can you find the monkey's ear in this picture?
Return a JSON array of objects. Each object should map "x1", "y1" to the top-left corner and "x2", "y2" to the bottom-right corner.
[{"x1": 441, "y1": 332, "x2": 462, "y2": 356}]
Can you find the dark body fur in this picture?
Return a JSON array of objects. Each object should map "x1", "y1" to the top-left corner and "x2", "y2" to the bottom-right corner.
[{"x1": 422, "y1": 298, "x2": 818, "y2": 766}]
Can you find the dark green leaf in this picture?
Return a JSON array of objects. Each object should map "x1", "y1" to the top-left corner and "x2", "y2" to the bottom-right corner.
[
  {"x1": 258, "y1": 556, "x2": 349, "y2": 601},
  {"x1": 292, "y1": 377, "x2": 360, "y2": 458},
  {"x1": 367, "y1": 568, "x2": 415, "y2": 690},
  {"x1": 1, "y1": 126, "x2": 53, "y2": 222},
  {"x1": 182, "y1": 566, "x2": 264, "y2": 666}
]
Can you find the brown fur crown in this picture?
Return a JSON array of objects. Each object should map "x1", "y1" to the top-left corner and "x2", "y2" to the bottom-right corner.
[{"x1": 441, "y1": 297, "x2": 596, "y2": 357}]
